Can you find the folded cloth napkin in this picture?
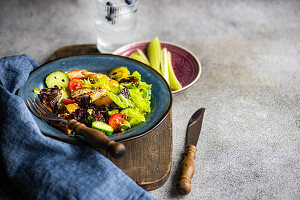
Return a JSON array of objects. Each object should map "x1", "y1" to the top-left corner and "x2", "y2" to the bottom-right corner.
[{"x1": 0, "y1": 55, "x2": 155, "y2": 200}]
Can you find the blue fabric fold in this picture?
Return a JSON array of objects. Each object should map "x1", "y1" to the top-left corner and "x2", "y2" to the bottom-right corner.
[{"x1": 0, "y1": 55, "x2": 154, "y2": 200}]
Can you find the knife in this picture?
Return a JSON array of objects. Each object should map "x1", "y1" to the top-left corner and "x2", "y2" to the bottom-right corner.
[{"x1": 177, "y1": 108, "x2": 205, "y2": 195}]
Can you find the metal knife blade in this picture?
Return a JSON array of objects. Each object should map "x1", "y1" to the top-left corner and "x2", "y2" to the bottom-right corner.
[{"x1": 186, "y1": 108, "x2": 205, "y2": 147}]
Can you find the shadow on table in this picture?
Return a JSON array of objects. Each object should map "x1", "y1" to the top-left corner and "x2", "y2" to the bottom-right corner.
[{"x1": 168, "y1": 152, "x2": 187, "y2": 198}]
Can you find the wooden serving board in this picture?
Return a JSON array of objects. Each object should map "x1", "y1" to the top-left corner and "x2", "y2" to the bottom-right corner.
[{"x1": 49, "y1": 44, "x2": 173, "y2": 191}]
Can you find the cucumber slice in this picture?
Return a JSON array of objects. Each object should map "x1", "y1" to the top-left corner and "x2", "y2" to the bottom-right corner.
[
  {"x1": 92, "y1": 121, "x2": 114, "y2": 135},
  {"x1": 45, "y1": 70, "x2": 69, "y2": 88}
]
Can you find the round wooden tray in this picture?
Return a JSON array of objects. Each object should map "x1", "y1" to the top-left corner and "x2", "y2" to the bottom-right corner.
[{"x1": 49, "y1": 44, "x2": 173, "y2": 191}]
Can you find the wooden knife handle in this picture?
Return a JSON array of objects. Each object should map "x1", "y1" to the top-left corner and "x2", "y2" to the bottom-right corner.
[
  {"x1": 177, "y1": 144, "x2": 197, "y2": 195},
  {"x1": 68, "y1": 119, "x2": 126, "y2": 158}
]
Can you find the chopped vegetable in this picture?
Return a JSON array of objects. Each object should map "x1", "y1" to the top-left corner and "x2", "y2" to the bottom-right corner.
[
  {"x1": 108, "y1": 79, "x2": 120, "y2": 93},
  {"x1": 147, "y1": 37, "x2": 162, "y2": 73},
  {"x1": 33, "y1": 88, "x2": 41, "y2": 94},
  {"x1": 120, "y1": 120, "x2": 131, "y2": 132},
  {"x1": 129, "y1": 88, "x2": 151, "y2": 113},
  {"x1": 92, "y1": 121, "x2": 114, "y2": 135},
  {"x1": 129, "y1": 52, "x2": 147, "y2": 64},
  {"x1": 106, "y1": 91, "x2": 134, "y2": 109},
  {"x1": 108, "y1": 113, "x2": 128, "y2": 132},
  {"x1": 68, "y1": 78, "x2": 83, "y2": 91},
  {"x1": 82, "y1": 76, "x2": 114, "y2": 92},
  {"x1": 129, "y1": 49, "x2": 150, "y2": 65},
  {"x1": 136, "y1": 49, "x2": 150, "y2": 65},
  {"x1": 161, "y1": 48, "x2": 169, "y2": 84},
  {"x1": 131, "y1": 71, "x2": 141, "y2": 81},
  {"x1": 65, "y1": 103, "x2": 80, "y2": 113},
  {"x1": 138, "y1": 82, "x2": 152, "y2": 100},
  {"x1": 120, "y1": 108, "x2": 146, "y2": 126},
  {"x1": 108, "y1": 109, "x2": 119, "y2": 116},
  {"x1": 119, "y1": 76, "x2": 139, "y2": 88},
  {"x1": 60, "y1": 87, "x2": 70, "y2": 99},
  {"x1": 167, "y1": 50, "x2": 182, "y2": 90},
  {"x1": 62, "y1": 98, "x2": 78, "y2": 105},
  {"x1": 129, "y1": 37, "x2": 183, "y2": 91},
  {"x1": 38, "y1": 87, "x2": 62, "y2": 111},
  {"x1": 45, "y1": 71, "x2": 69, "y2": 89},
  {"x1": 119, "y1": 87, "x2": 130, "y2": 99},
  {"x1": 108, "y1": 66, "x2": 130, "y2": 82}
]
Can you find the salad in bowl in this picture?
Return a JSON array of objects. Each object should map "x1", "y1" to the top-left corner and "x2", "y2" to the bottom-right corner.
[
  {"x1": 35, "y1": 66, "x2": 152, "y2": 136},
  {"x1": 18, "y1": 55, "x2": 172, "y2": 142}
]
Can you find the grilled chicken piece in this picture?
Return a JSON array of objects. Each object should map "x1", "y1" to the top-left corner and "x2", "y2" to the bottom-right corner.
[
  {"x1": 70, "y1": 87, "x2": 107, "y2": 102},
  {"x1": 67, "y1": 70, "x2": 105, "y2": 81},
  {"x1": 71, "y1": 87, "x2": 97, "y2": 99},
  {"x1": 67, "y1": 69, "x2": 88, "y2": 80},
  {"x1": 82, "y1": 71, "x2": 105, "y2": 81},
  {"x1": 94, "y1": 95, "x2": 113, "y2": 106},
  {"x1": 84, "y1": 90, "x2": 107, "y2": 102}
]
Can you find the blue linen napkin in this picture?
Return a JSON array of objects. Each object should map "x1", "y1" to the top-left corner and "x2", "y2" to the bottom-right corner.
[{"x1": 0, "y1": 55, "x2": 155, "y2": 200}]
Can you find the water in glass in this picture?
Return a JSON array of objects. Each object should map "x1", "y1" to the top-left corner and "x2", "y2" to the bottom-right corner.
[{"x1": 95, "y1": 0, "x2": 138, "y2": 53}]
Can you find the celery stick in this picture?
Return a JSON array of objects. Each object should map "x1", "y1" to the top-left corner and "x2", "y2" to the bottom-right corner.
[
  {"x1": 147, "y1": 37, "x2": 161, "y2": 74},
  {"x1": 161, "y1": 48, "x2": 169, "y2": 84},
  {"x1": 129, "y1": 52, "x2": 147, "y2": 64},
  {"x1": 167, "y1": 51, "x2": 182, "y2": 90},
  {"x1": 136, "y1": 49, "x2": 150, "y2": 65}
]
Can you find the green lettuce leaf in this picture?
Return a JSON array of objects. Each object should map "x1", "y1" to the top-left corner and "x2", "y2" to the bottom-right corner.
[
  {"x1": 131, "y1": 71, "x2": 141, "y2": 81},
  {"x1": 121, "y1": 108, "x2": 146, "y2": 126},
  {"x1": 129, "y1": 88, "x2": 151, "y2": 113},
  {"x1": 82, "y1": 76, "x2": 118, "y2": 92},
  {"x1": 137, "y1": 82, "x2": 152, "y2": 100},
  {"x1": 106, "y1": 91, "x2": 134, "y2": 109}
]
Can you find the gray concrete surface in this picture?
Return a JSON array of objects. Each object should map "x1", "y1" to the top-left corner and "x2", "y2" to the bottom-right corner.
[{"x1": 1, "y1": 0, "x2": 300, "y2": 199}]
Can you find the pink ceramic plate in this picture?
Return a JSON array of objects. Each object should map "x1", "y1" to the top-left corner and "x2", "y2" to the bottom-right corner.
[{"x1": 113, "y1": 41, "x2": 201, "y2": 94}]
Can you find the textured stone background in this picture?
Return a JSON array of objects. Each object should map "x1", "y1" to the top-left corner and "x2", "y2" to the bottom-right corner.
[{"x1": 1, "y1": 0, "x2": 300, "y2": 199}]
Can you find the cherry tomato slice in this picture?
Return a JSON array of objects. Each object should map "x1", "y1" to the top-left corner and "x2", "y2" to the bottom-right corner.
[
  {"x1": 108, "y1": 113, "x2": 128, "y2": 132},
  {"x1": 68, "y1": 78, "x2": 83, "y2": 91},
  {"x1": 62, "y1": 98, "x2": 78, "y2": 105}
]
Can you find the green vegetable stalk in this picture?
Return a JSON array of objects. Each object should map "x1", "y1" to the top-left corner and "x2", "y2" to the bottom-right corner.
[
  {"x1": 147, "y1": 37, "x2": 162, "y2": 74},
  {"x1": 167, "y1": 50, "x2": 182, "y2": 90},
  {"x1": 136, "y1": 49, "x2": 150, "y2": 65},
  {"x1": 129, "y1": 49, "x2": 150, "y2": 66},
  {"x1": 161, "y1": 48, "x2": 169, "y2": 85},
  {"x1": 129, "y1": 53, "x2": 146, "y2": 65}
]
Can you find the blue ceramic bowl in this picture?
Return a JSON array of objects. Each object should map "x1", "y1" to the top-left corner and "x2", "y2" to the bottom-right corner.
[{"x1": 18, "y1": 55, "x2": 172, "y2": 142}]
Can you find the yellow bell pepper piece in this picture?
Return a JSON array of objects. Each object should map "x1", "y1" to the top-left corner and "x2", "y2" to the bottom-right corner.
[{"x1": 65, "y1": 103, "x2": 80, "y2": 114}]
